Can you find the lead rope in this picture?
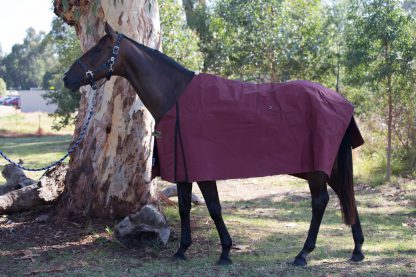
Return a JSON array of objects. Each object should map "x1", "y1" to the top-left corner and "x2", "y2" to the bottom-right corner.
[{"x1": 0, "y1": 83, "x2": 102, "y2": 172}]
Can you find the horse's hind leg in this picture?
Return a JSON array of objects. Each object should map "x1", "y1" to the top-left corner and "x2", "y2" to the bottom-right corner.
[
  {"x1": 197, "y1": 181, "x2": 233, "y2": 265},
  {"x1": 293, "y1": 171, "x2": 329, "y2": 267},
  {"x1": 350, "y1": 211, "x2": 365, "y2": 262},
  {"x1": 173, "y1": 182, "x2": 193, "y2": 261},
  {"x1": 328, "y1": 174, "x2": 365, "y2": 262}
]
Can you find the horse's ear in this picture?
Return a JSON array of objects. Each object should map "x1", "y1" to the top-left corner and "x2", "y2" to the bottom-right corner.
[{"x1": 104, "y1": 22, "x2": 117, "y2": 41}]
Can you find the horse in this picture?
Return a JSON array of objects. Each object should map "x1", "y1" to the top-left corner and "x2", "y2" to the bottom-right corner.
[{"x1": 63, "y1": 23, "x2": 365, "y2": 267}]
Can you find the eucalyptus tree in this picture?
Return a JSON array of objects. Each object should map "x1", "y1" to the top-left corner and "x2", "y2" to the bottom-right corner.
[
  {"x1": 53, "y1": 0, "x2": 161, "y2": 219},
  {"x1": 47, "y1": 1, "x2": 203, "y2": 130},
  {"x1": 345, "y1": 0, "x2": 416, "y2": 181}
]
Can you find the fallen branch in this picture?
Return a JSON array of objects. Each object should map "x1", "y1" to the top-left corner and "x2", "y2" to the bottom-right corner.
[
  {"x1": 24, "y1": 266, "x2": 66, "y2": 276},
  {"x1": 160, "y1": 185, "x2": 205, "y2": 205},
  {"x1": 0, "y1": 164, "x2": 67, "y2": 214},
  {"x1": 0, "y1": 163, "x2": 36, "y2": 196}
]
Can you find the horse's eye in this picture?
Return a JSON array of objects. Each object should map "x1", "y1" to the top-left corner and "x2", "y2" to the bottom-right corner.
[{"x1": 94, "y1": 47, "x2": 102, "y2": 53}]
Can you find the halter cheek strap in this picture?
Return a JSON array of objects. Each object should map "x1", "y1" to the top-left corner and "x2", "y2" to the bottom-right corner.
[
  {"x1": 105, "y1": 34, "x2": 123, "y2": 80},
  {"x1": 77, "y1": 33, "x2": 124, "y2": 90}
]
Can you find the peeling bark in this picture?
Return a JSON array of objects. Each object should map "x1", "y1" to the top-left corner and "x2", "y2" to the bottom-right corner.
[{"x1": 53, "y1": 0, "x2": 161, "y2": 219}]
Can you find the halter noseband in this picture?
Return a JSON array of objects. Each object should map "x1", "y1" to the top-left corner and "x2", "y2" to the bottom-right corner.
[{"x1": 77, "y1": 33, "x2": 123, "y2": 90}]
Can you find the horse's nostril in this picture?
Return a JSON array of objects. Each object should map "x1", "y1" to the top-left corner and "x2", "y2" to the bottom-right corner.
[{"x1": 63, "y1": 75, "x2": 68, "y2": 82}]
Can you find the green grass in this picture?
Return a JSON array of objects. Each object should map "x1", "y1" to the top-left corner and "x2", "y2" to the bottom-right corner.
[
  {"x1": 0, "y1": 136, "x2": 72, "y2": 182},
  {"x1": 0, "y1": 109, "x2": 74, "y2": 182}
]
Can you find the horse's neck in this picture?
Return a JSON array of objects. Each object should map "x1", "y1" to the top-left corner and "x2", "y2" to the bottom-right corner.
[{"x1": 121, "y1": 41, "x2": 194, "y2": 123}]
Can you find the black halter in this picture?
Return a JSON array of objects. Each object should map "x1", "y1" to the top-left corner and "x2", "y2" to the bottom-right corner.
[{"x1": 77, "y1": 33, "x2": 123, "y2": 89}]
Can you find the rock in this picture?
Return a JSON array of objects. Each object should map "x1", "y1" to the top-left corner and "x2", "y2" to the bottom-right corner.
[
  {"x1": 35, "y1": 214, "x2": 50, "y2": 223},
  {"x1": 115, "y1": 204, "x2": 170, "y2": 247}
]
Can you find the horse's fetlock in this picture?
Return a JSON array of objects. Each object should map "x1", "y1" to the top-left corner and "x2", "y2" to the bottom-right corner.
[{"x1": 293, "y1": 256, "x2": 307, "y2": 267}]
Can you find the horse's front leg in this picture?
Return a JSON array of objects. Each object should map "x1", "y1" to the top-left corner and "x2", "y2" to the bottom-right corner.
[
  {"x1": 197, "y1": 180, "x2": 233, "y2": 265},
  {"x1": 173, "y1": 182, "x2": 193, "y2": 261}
]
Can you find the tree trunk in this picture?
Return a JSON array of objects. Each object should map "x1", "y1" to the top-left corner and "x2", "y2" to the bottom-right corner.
[
  {"x1": 386, "y1": 78, "x2": 393, "y2": 182},
  {"x1": 53, "y1": 0, "x2": 162, "y2": 219}
]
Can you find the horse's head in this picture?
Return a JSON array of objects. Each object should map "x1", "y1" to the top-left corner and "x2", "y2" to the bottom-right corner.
[{"x1": 63, "y1": 23, "x2": 123, "y2": 92}]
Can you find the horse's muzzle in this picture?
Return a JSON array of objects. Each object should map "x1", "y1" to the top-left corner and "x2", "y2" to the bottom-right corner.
[{"x1": 63, "y1": 75, "x2": 80, "y2": 92}]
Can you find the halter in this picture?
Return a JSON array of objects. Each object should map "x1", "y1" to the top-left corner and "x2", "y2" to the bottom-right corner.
[{"x1": 76, "y1": 33, "x2": 123, "y2": 89}]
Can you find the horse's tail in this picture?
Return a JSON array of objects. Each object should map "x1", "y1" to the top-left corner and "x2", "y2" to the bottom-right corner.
[{"x1": 328, "y1": 123, "x2": 357, "y2": 226}]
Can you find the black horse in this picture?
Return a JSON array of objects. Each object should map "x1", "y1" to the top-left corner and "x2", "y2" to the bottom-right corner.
[{"x1": 64, "y1": 23, "x2": 365, "y2": 266}]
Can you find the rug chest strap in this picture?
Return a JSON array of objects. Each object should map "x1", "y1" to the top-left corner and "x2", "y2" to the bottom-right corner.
[{"x1": 174, "y1": 102, "x2": 189, "y2": 182}]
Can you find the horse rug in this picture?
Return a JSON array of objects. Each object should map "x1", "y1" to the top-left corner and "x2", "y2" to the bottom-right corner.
[{"x1": 154, "y1": 73, "x2": 364, "y2": 183}]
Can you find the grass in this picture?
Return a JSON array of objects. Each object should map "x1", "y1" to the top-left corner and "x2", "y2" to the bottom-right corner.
[
  {"x1": 0, "y1": 136, "x2": 73, "y2": 183},
  {"x1": 0, "y1": 108, "x2": 74, "y2": 182},
  {"x1": 0, "y1": 109, "x2": 74, "y2": 136},
  {"x1": 0, "y1": 176, "x2": 414, "y2": 276}
]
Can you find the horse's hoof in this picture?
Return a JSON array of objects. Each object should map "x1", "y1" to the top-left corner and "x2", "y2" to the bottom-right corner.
[
  {"x1": 292, "y1": 257, "x2": 307, "y2": 267},
  {"x1": 350, "y1": 253, "x2": 365, "y2": 262},
  {"x1": 216, "y1": 257, "x2": 232, "y2": 265},
  {"x1": 172, "y1": 252, "x2": 187, "y2": 262}
]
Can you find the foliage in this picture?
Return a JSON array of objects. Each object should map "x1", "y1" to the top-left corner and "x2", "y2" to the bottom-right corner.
[
  {"x1": 344, "y1": 0, "x2": 416, "y2": 179},
  {"x1": 181, "y1": 0, "x2": 213, "y2": 71},
  {"x1": 0, "y1": 28, "x2": 56, "y2": 90},
  {"x1": 0, "y1": 77, "x2": 6, "y2": 96},
  {"x1": 206, "y1": 0, "x2": 334, "y2": 85},
  {"x1": 159, "y1": 0, "x2": 204, "y2": 70},
  {"x1": 42, "y1": 17, "x2": 82, "y2": 130}
]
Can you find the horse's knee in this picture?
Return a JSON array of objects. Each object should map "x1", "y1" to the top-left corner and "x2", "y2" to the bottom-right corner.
[
  {"x1": 312, "y1": 191, "x2": 329, "y2": 213},
  {"x1": 207, "y1": 202, "x2": 222, "y2": 221},
  {"x1": 178, "y1": 203, "x2": 191, "y2": 217}
]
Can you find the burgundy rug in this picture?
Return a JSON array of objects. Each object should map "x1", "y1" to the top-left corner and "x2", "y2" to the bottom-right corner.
[{"x1": 154, "y1": 73, "x2": 363, "y2": 183}]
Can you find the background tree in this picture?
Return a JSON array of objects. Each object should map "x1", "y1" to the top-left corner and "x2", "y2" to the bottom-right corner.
[
  {"x1": 345, "y1": 0, "x2": 416, "y2": 181},
  {"x1": 0, "y1": 28, "x2": 56, "y2": 90},
  {"x1": 160, "y1": 0, "x2": 203, "y2": 70},
  {"x1": 207, "y1": 0, "x2": 331, "y2": 84},
  {"x1": 181, "y1": 0, "x2": 213, "y2": 71},
  {"x1": 0, "y1": 77, "x2": 6, "y2": 97},
  {"x1": 53, "y1": 0, "x2": 161, "y2": 219},
  {"x1": 42, "y1": 17, "x2": 82, "y2": 130}
]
